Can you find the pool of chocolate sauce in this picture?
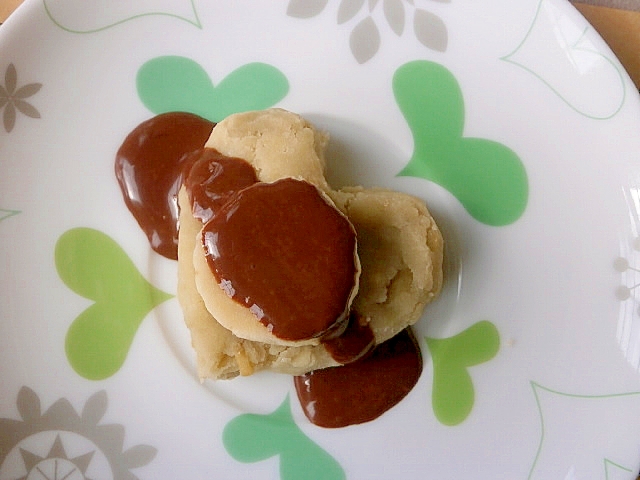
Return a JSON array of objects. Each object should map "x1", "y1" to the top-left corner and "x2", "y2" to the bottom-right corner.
[
  {"x1": 116, "y1": 112, "x2": 424, "y2": 428},
  {"x1": 115, "y1": 112, "x2": 214, "y2": 260},
  {"x1": 295, "y1": 328, "x2": 423, "y2": 428}
]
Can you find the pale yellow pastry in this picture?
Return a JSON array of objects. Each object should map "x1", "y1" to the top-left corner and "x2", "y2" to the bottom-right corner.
[
  {"x1": 177, "y1": 188, "x2": 339, "y2": 379},
  {"x1": 205, "y1": 108, "x2": 330, "y2": 190},
  {"x1": 177, "y1": 108, "x2": 443, "y2": 380},
  {"x1": 194, "y1": 109, "x2": 361, "y2": 347},
  {"x1": 329, "y1": 187, "x2": 443, "y2": 344}
]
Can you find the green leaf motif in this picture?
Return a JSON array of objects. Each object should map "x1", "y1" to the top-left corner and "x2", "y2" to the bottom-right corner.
[
  {"x1": 55, "y1": 228, "x2": 172, "y2": 380},
  {"x1": 43, "y1": 0, "x2": 202, "y2": 33},
  {"x1": 393, "y1": 60, "x2": 528, "y2": 226},
  {"x1": 426, "y1": 320, "x2": 500, "y2": 426},
  {"x1": 223, "y1": 396, "x2": 345, "y2": 480},
  {"x1": 604, "y1": 458, "x2": 633, "y2": 479},
  {"x1": 0, "y1": 208, "x2": 20, "y2": 223},
  {"x1": 501, "y1": 0, "x2": 626, "y2": 120},
  {"x1": 136, "y1": 56, "x2": 289, "y2": 123},
  {"x1": 528, "y1": 382, "x2": 640, "y2": 479}
]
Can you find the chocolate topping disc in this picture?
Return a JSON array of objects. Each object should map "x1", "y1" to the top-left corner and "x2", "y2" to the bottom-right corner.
[{"x1": 201, "y1": 177, "x2": 359, "y2": 341}]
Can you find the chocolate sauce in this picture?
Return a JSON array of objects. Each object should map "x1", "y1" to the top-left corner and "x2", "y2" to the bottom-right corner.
[
  {"x1": 184, "y1": 148, "x2": 258, "y2": 223},
  {"x1": 295, "y1": 328, "x2": 423, "y2": 428},
  {"x1": 201, "y1": 178, "x2": 358, "y2": 341},
  {"x1": 322, "y1": 312, "x2": 374, "y2": 364},
  {"x1": 115, "y1": 112, "x2": 215, "y2": 260}
]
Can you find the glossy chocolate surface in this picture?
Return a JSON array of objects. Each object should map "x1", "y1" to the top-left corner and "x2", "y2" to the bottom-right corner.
[
  {"x1": 184, "y1": 148, "x2": 258, "y2": 223},
  {"x1": 295, "y1": 328, "x2": 423, "y2": 428},
  {"x1": 115, "y1": 112, "x2": 214, "y2": 259},
  {"x1": 201, "y1": 178, "x2": 358, "y2": 341}
]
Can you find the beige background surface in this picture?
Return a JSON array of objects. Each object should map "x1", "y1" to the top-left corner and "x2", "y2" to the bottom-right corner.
[
  {"x1": 574, "y1": 2, "x2": 640, "y2": 87},
  {"x1": 575, "y1": 0, "x2": 640, "y2": 10},
  {"x1": 0, "y1": 0, "x2": 22, "y2": 23}
]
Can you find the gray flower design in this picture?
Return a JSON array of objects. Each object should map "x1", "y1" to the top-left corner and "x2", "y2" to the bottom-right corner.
[
  {"x1": 0, "y1": 386, "x2": 157, "y2": 479},
  {"x1": 287, "y1": 0, "x2": 449, "y2": 63},
  {"x1": 0, "y1": 63, "x2": 42, "y2": 132}
]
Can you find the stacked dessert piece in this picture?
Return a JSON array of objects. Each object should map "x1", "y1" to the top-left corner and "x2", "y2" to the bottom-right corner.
[{"x1": 176, "y1": 108, "x2": 444, "y2": 380}]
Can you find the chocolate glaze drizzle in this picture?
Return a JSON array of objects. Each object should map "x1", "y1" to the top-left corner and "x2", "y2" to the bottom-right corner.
[
  {"x1": 184, "y1": 148, "x2": 258, "y2": 223},
  {"x1": 322, "y1": 311, "x2": 374, "y2": 364}
]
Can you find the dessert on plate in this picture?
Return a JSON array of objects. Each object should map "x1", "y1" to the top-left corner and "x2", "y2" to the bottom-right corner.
[{"x1": 175, "y1": 109, "x2": 444, "y2": 379}]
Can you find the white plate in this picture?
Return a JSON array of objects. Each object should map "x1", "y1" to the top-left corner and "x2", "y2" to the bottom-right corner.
[{"x1": 2, "y1": 0, "x2": 640, "y2": 478}]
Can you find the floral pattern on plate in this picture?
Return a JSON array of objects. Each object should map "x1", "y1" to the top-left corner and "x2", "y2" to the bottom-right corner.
[
  {"x1": 0, "y1": 63, "x2": 41, "y2": 133},
  {"x1": 0, "y1": 387, "x2": 157, "y2": 480}
]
